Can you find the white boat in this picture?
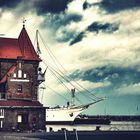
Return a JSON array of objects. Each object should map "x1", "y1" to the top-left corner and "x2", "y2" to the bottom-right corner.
[
  {"x1": 46, "y1": 99, "x2": 103, "y2": 124},
  {"x1": 36, "y1": 30, "x2": 104, "y2": 124},
  {"x1": 42, "y1": 86, "x2": 103, "y2": 124}
]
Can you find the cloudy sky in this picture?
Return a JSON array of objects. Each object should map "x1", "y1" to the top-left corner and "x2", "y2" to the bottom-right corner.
[{"x1": 0, "y1": 0, "x2": 140, "y2": 115}]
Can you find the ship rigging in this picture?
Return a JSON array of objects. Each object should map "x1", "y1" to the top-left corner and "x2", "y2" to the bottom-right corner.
[{"x1": 35, "y1": 30, "x2": 104, "y2": 123}]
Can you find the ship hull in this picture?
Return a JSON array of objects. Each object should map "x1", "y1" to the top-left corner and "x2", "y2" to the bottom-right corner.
[
  {"x1": 46, "y1": 121, "x2": 73, "y2": 125},
  {"x1": 46, "y1": 100, "x2": 104, "y2": 124},
  {"x1": 45, "y1": 104, "x2": 92, "y2": 124},
  {"x1": 74, "y1": 118, "x2": 111, "y2": 125},
  {"x1": 46, "y1": 106, "x2": 85, "y2": 123},
  {"x1": 46, "y1": 118, "x2": 111, "y2": 125}
]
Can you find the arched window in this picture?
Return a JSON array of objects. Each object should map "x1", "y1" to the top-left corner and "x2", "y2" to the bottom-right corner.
[{"x1": 18, "y1": 70, "x2": 22, "y2": 78}]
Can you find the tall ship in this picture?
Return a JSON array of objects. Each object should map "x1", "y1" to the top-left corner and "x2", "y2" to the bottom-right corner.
[
  {"x1": 35, "y1": 30, "x2": 104, "y2": 124},
  {"x1": 0, "y1": 24, "x2": 105, "y2": 129},
  {"x1": 45, "y1": 91, "x2": 103, "y2": 124}
]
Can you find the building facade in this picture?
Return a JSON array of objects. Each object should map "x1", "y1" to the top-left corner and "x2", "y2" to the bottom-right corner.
[{"x1": 0, "y1": 26, "x2": 46, "y2": 131}]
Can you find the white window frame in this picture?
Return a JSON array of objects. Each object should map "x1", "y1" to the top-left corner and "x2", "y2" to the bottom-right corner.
[
  {"x1": 23, "y1": 73, "x2": 27, "y2": 78},
  {"x1": 0, "y1": 109, "x2": 4, "y2": 118},
  {"x1": 13, "y1": 73, "x2": 16, "y2": 78},
  {"x1": 18, "y1": 70, "x2": 22, "y2": 78},
  {"x1": 17, "y1": 115, "x2": 22, "y2": 123},
  {"x1": 0, "y1": 120, "x2": 3, "y2": 128}
]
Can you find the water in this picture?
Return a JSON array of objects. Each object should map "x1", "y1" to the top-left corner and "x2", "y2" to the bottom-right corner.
[{"x1": 46, "y1": 121, "x2": 140, "y2": 132}]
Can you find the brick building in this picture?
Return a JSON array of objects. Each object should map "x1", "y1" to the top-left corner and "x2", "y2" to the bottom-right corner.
[{"x1": 0, "y1": 26, "x2": 46, "y2": 131}]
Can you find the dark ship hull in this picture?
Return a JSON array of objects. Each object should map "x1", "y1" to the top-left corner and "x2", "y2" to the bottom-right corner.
[
  {"x1": 74, "y1": 117, "x2": 111, "y2": 125},
  {"x1": 46, "y1": 117, "x2": 111, "y2": 125}
]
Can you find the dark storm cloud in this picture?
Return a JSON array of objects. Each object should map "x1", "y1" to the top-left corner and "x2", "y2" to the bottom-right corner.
[
  {"x1": 99, "y1": 0, "x2": 140, "y2": 13},
  {"x1": 0, "y1": 0, "x2": 74, "y2": 15},
  {"x1": 69, "y1": 22, "x2": 119, "y2": 45},
  {"x1": 83, "y1": 1, "x2": 91, "y2": 10},
  {"x1": 0, "y1": 0, "x2": 19, "y2": 8},
  {"x1": 41, "y1": 13, "x2": 82, "y2": 28},
  {"x1": 69, "y1": 32, "x2": 85, "y2": 46},
  {"x1": 70, "y1": 65, "x2": 140, "y2": 88},
  {"x1": 40, "y1": 13, "x2": 83, "y2": 43},
  {"x1": 56, "y1": 30, "x2": 77, "y2": 42},
  {"x1": 82, "y1": 0, "x2": 140, "y2": 13},
  {"x1": 34, "y1": 0, "x2": 73, "y2": 14},
  {"x1": 64, "y1": 13, "x2": 83, "y2": 24},
  {"x1": 87, "y1": 22, "x2": 119, "y2": 33}
]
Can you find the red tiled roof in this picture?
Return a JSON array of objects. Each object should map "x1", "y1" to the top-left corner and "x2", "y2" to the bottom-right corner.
[
  {"x1": 0, "y1": 64, "x2": 16, "y2": 84},
  {"x1": 0, "y1": 100, "x2": 43, "y2": 107},
  {"x1": 0, "y1": 27, "x2": 41, "y2": 61},
  {"x1": 0, "y1": 38, "x2": 22, "y2": 59}
]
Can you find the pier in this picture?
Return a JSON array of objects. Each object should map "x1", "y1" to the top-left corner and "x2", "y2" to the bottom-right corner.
[{"x1": 0, "y1": 130, "x2": 140, "y2": 140}]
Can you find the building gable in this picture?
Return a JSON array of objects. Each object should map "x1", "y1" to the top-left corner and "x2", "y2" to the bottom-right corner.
[{"x1": 0, "y1": 27, "x2": 41, "y2": 61}]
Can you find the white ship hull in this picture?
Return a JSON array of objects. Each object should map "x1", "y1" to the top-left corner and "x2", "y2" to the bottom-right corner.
[
  {"x1": 46, "y1": 100, "x2": 103, "y2": 124},
  {"x1": 46, "y1": 106, "x2": 85, "y2": 124}
]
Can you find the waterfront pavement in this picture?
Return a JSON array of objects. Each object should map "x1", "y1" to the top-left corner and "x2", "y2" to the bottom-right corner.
[{"x1": 0, "y1": 131, "x2": 140, "y2": 140}]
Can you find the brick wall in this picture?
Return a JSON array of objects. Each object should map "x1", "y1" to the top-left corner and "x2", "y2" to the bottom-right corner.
[
  {"x1": 0, "y1": 59, "x2": 39, "y2": 100},
  {"x1": 2, "y1": 107, "x2": 46, "y2": 131}
]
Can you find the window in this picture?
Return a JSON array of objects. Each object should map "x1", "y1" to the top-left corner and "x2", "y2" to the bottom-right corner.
[
  {"x1": 17, "y1": 114, "x2": 28, "y2": 124},
  {"x1": 17, "y1": 85, "x2": 22, "y2": 93},
  {"x1": 0, "y1": 120, "x2": 3, "y2": 128},
  {"x1": 23, "y1": 73, "x2": 27, "y2": 78},
  {"x1": 17, "y1": 115, "x2": 22, "y2": 123},
  {"x1": 13, "y1": 73, "x2": 16, "y2": 78},
  {"x1": 18, "y1": 70, "x2": 22, "y2": 78},
  {"x1": 0, "y1": 93, "x2": 6, "y2": 99},
  {"x1": 0, "y1": 82, "x2": 7, "y2": 93},
  {"x1": 0, "y1": 109, "x2": 4, "y2": 118},
  {"x1": 22, "y1": 115, "x2": 28, "y2": 123}
]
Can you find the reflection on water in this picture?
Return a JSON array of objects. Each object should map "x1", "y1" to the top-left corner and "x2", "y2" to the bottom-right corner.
[{"x1": 46, "y1": 121, "x2": 140, "y2": 132}]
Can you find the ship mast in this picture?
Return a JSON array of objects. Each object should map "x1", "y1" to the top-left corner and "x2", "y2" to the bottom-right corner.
[
  {"x1": 36, "y1": 30, "x2": 41, "y2": 54},
  {"x1": 71, "y1": 88, "x2": 75, "y2": 106}
]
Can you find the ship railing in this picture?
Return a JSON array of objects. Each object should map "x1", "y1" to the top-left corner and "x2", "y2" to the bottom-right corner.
[{"x1": 47, "y1": 106, "x2": 70, "y2": 111}]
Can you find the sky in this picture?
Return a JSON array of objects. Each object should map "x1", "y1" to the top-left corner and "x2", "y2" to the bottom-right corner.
[{"x1": 0, "y1": 0, "x2": 140, "y2": 115}]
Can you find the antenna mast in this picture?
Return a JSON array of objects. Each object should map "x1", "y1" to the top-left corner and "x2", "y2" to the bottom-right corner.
[{"x1": 22, "y1": 17, "x2": 26, "y2": 28}]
